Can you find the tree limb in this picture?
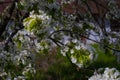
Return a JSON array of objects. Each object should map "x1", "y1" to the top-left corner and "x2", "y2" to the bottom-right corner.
[
  {"x1": 49, "y1": 29, "x2": 120, "y2": 52},
  {"x1": 0, "y1": 0, "x2": 17, "y2": 37}
]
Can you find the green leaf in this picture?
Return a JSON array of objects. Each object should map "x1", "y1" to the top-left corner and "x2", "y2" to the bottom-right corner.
[
  {"x1": 24, "y1": 17, "x2": 42, "y2": 31},
  {"x1": 17, "y1": 40, "x2": 22, "y2": 49},
  {"x1": 24, "y1": 17, "x2": 33, "y2": 22},
  {"x1": 29, "y1": 19, "x2": 37, "y2": 31}
]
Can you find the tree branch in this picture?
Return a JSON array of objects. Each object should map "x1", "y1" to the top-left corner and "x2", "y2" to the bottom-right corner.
[
  {"x1": 0, "y1": 0, "x2": 17, "y2": 37},
  {"x1": 49, "y1": 29, "x2": 120, "y2": 52}
]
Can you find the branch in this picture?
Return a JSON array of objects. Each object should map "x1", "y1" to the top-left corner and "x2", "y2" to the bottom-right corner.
[
  {"x1": 49, "y1": 37, "x2": 64, "y2": 47},
  {"x1": 0, "y1": 0, "x2": 17, "y2": 37},
  {"x1": 49, "y1": 29, "x2": 120, "y2": 52},
  {"x1": 91, "y1": 0, "x2": 120, "y2": 21},
  {"x1": 48, "y1": 29, "x2": 72, "y2": 38},
  {"x1": 4, "y1": 11, "x2": 29, "y2": 48},
  {"x1": 84, "y1": 1, "x2": 108, "y2": 36}
]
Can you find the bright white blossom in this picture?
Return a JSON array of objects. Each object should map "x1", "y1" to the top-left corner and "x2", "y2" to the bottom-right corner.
[
  {"x1": 76, "y1": 63, "x2": 83, "y2": 68},
  {"x1": 75, "y1": 45, "x2": 81, "y2": 50},
  {"x1": 72, "y1": 39, "x2": 78, "y2": 43},
  {"x1": 70, "y1": 49, "x2": 74, "y2": 54},
  {"x1": 71, "y1": 56, "x2": 77, "y2": 63},
  {"x1": 60, "y1": 49, "x2": 66, "y2": 56},
  {"x1": 89, "y1": 68, "x2": 120, "y2": 80}
]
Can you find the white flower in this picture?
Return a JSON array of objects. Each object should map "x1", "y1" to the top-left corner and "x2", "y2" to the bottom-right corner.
[
  {"x1": 89, "y1": 74, "x2": 103, "y2": 80},
  {"x1": 75, "y1": 45, "x2": 81, "y2": 50},
  {"x1": 70, "y1": 49, "x2": 74, "y2": 54},
  {"x1": 64, "y1": 47, "x2": 69, "y2": 52},
  {"x1": 22, "y1": 59, "x2": 26, "y2": 65},
  {"x1": 81, "y1": 43, "x2": 86, "y2": 49},
  {"x1": 89, "y1": 53, "x2": 94, "y2": 60},
  {"x1": 89, "y1": 68, "x2": 120, "y2": 80},
  {"x1": 60, "y1": 50, "x2": 66, "y2": 56},
  {"x1": 114, "y1": 71, "x2": 120, "y2": 78},
  {"x1": 17, "y1": 76, "x2": 25, "y2": 80},
  {"x1": 19, "y1": 36, "x2": 23, "y2": 41},
  {"x1": 14, "y1": 78, "x2": 17, "y2": 80},
  {"x1": 72, "y1": 39, "x2": 77, "y2": 43},
  {"x1": 0, "y1": 72, "x2": 7, "y2": 76},
  {"x1": 71, "y1": 56, "x2": 77, "y2": 63},
  {"x1": 28, "y1": 63, "x2": 32, "y2": 67},
  {"x1": 76, "y1": 63, "x2": 83, "y2": 68},
  {"x1": 64, "y1": 40, "x2": 70, "y2": 45},
  {"x1": 22, "y1": 71, "x2": 26, "y2": 75}
]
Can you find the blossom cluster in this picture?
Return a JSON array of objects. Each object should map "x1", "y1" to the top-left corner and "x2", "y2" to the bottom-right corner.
[
  {"x1": 0, "y1": 50, "x2": 35, "y2": 80},
  {"x1": 60, "y1": 38, "x2": 95, "y2": 68},
  {"x1": 0, "y1": 30, "x2": 37, "y2": 79},
  {"x1": 24, "y1": 10, "x2": 51, "y2": 29},
  {"x1": 107, "y1": 0, "x2": 120, "y2": 19},
  {"x1": 89, "y1": 67, "x2": 120, "y2": 80}
]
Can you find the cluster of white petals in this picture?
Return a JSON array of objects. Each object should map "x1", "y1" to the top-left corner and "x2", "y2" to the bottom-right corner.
[
  {"x1": 107, "y1": 0, "x2": 120, "y2": 19},
  {"x1": 0, "y1": 30, "x2": 36, "y2": 79},
  {"x1": 60, "y1": 38, "x2": 96, "y2": 68},
  {"x1": 89, "y1": 68, "x2": 120, "y2": 80}
]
